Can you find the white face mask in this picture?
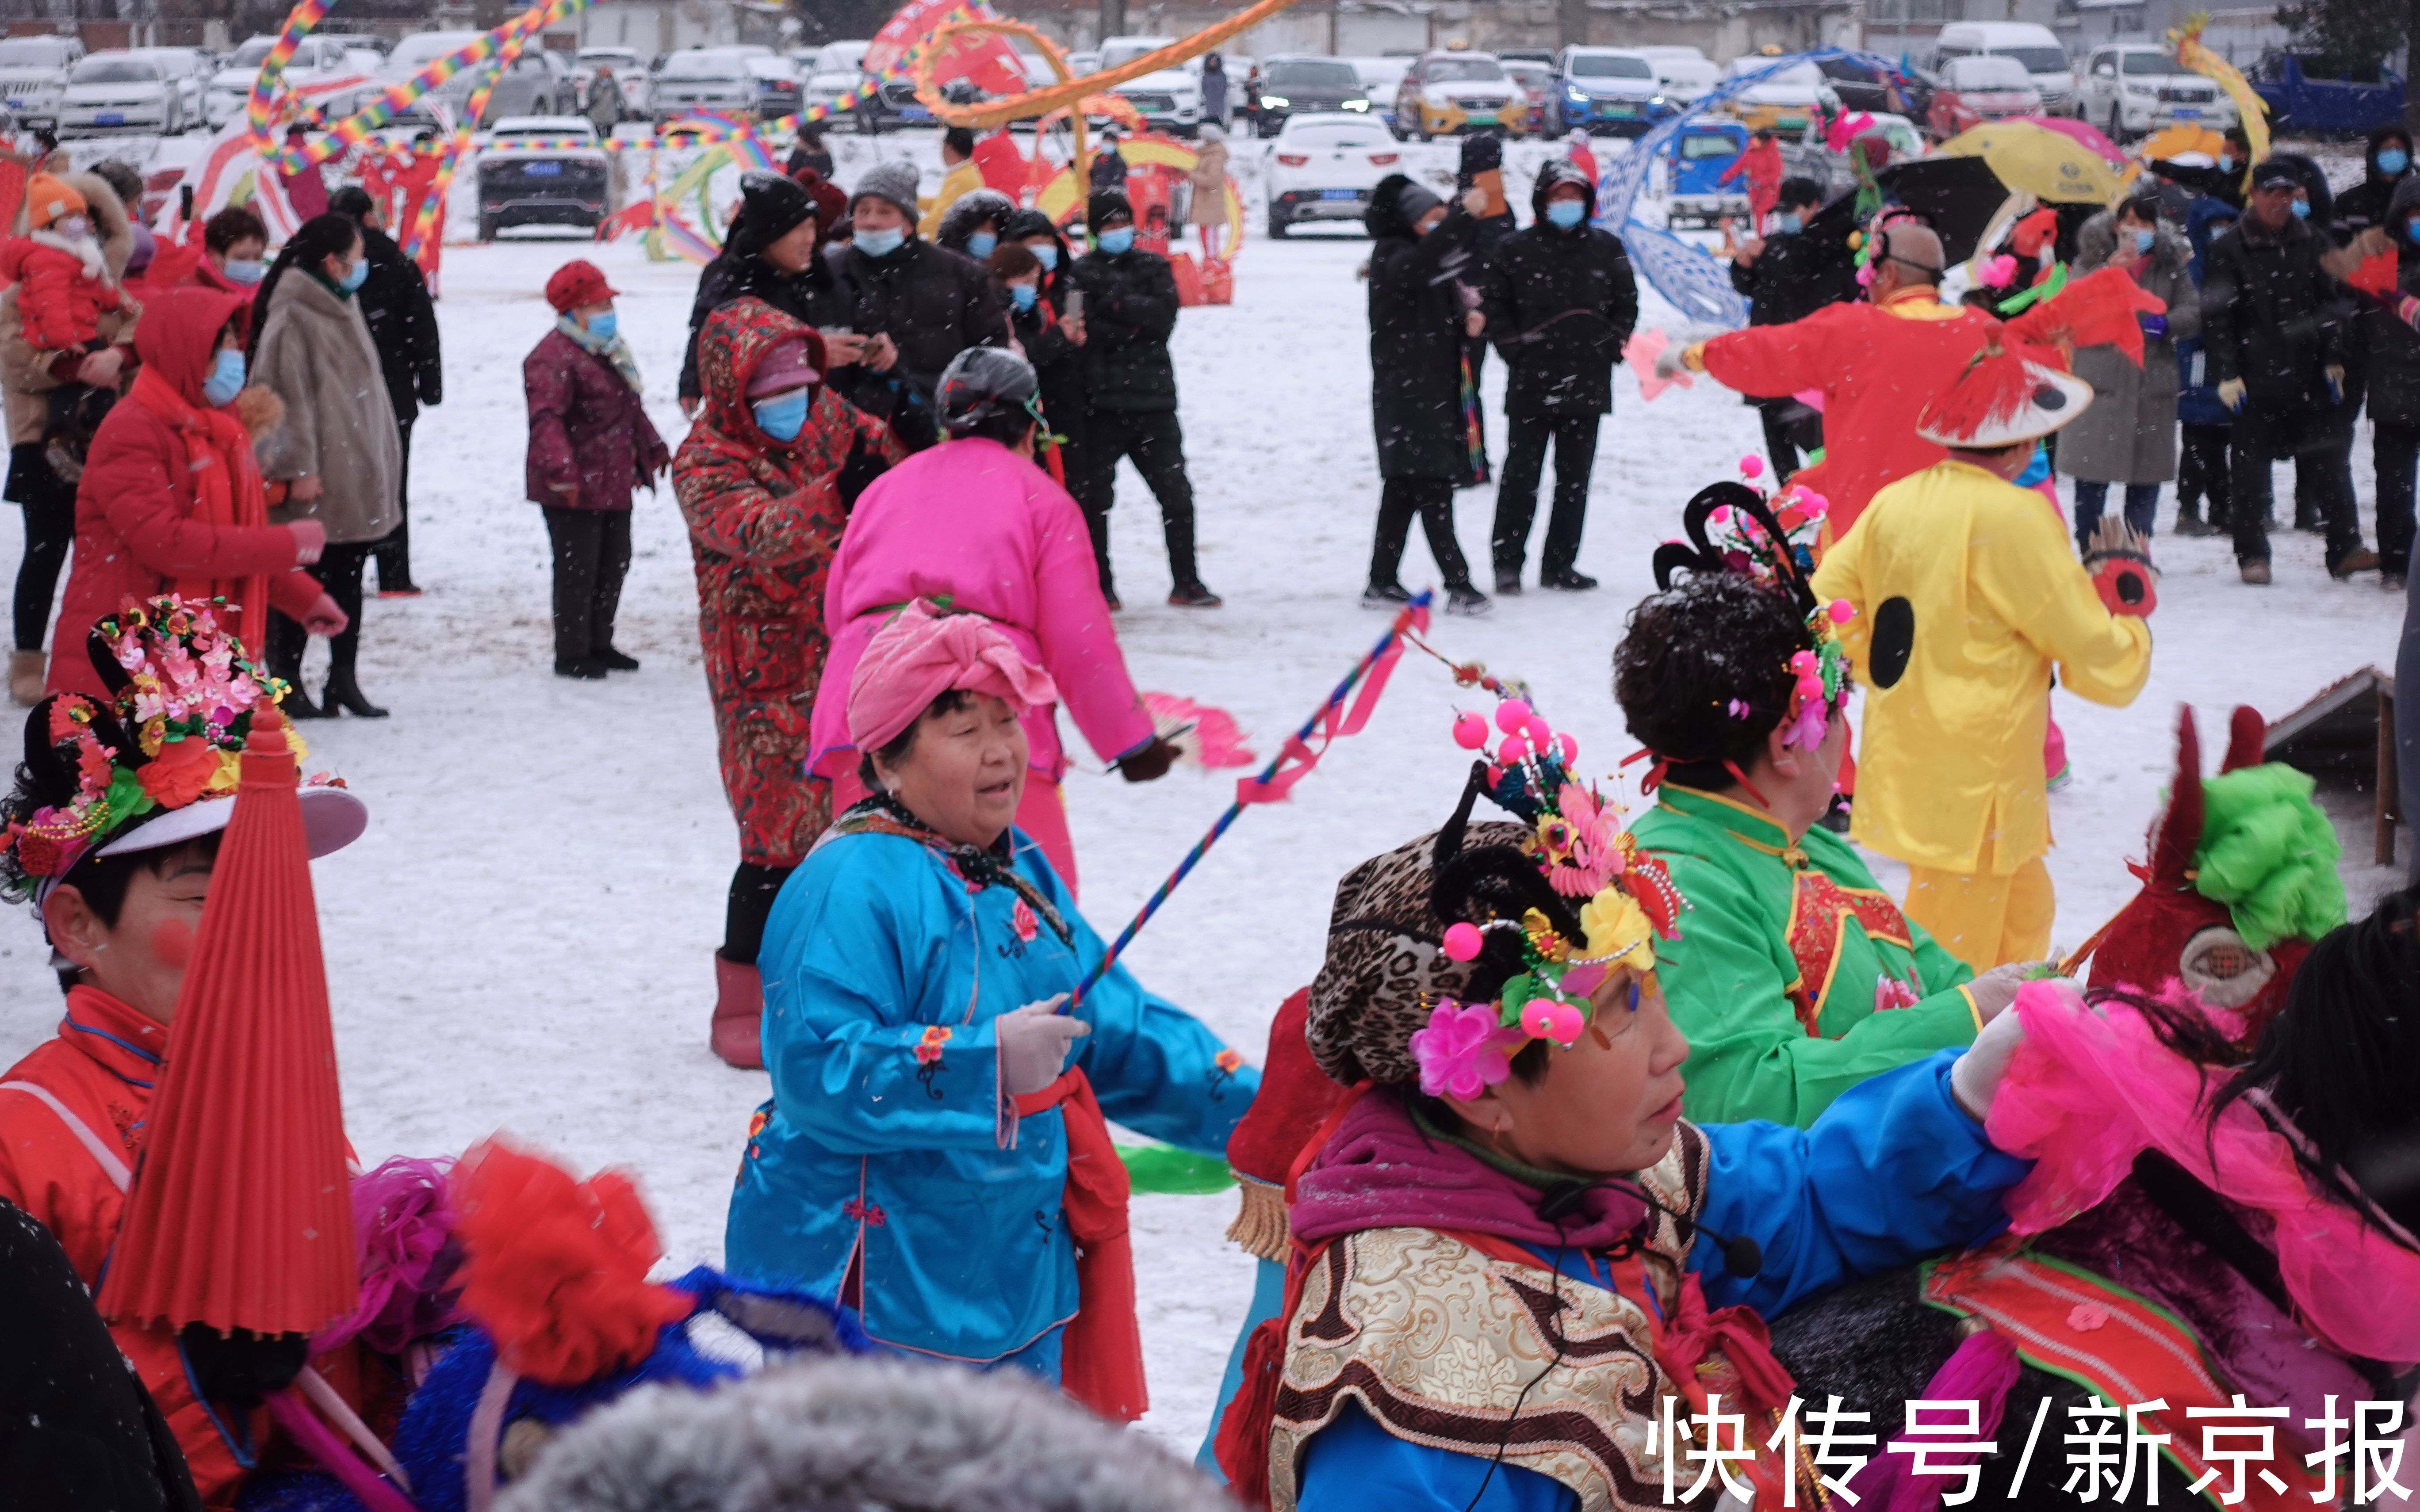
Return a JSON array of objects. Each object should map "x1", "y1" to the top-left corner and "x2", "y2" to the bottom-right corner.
[{"x1": 54, "y1": 215, "x2": 89, "y2": 240}]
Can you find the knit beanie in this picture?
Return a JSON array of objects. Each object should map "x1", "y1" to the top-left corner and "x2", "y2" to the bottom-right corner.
[
  {"x1": 1088, "y1": 190, "x2": 1134, "y2": 229},
  {"x1": 26, "y1": 174, "x2": 85, "y2": 230},
  {"x1": 732, "y1": 170, "x2": 814, "y2": 257},
  {"x1": 850, "y1": 160, "x2": 921, "y2": 221}
]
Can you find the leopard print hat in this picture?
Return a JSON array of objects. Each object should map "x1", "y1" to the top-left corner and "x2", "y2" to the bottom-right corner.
[{"x1": 1305, "y1": 817, "x2": 1533, "y2": 1087}]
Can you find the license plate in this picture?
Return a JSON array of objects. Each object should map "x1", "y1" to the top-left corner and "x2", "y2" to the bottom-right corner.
[
  {"x1": 1466, "y1": 111, "x2": 1496, "y2": 123},
  {"x1": 2172, "y1": 107, "x2": 2199, "y2": 118},
  {"x1": 522, "y1": 161, "x2": 561, "y2": 174},
  {"x1": 4, "y1": 99, "x2": 21, "y2": 109},
  {"x1": 1604, "y1": 103, "x2": 1634, "y2": 116},
  {"x1": 96, "y1": 112, "x2": 123, "y2": 125},
  {"x1": 1319, "y1": 188, "x2": 1359, "y2": 199}
]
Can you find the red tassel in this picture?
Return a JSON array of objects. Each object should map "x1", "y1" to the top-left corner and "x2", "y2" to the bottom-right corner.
[{"x1": 1213, "y1": 1303, "x2": 1298, "y2": 1506}]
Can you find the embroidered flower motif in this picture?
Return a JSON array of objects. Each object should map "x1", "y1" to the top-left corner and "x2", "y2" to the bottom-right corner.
[
  {"x1": 1874, "y1": 976, "x2": 1920, "y2": 1013},
  {"x1": 1214, "y1": 1048, "x2": 1243, "y2": 1073},
  {"x1": 1409, "y1": 999, "x2": 1526, "y2": 1100},
  {"x1": 1011, "y1": 897, "x2": 1038, "y2": 943},
  {"x1": 2066, "y1": 1303, "x2": 2108, "y2": 1332},
  {"x1": 843, "y1": 1198, "x2": 888, "y2": 1226},
  {"x1": 913, "y1": 1025, "x2": 952, "y2": 1065}
]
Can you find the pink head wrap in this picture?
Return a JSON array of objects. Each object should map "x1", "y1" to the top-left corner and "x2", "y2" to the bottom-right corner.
[{"x1": 846, "y1": 599, "x2": 1061, "y2": 755}]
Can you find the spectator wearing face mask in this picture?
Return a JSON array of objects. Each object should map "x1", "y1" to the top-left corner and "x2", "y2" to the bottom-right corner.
[
  {"x1": 2364, "y1": 177, "x2": 2420, "y2": 589},
  {"x1": 935, "y1": 187, "x2": 1012, "y2": 261},
  {"x1": 2059, "y1": 191, "x2": 2197, "y2": 551},
  {"x1": 188, "y1": 205, "x2": 268, "y2": 304},
  {"x1": 680, "y1": 172, "x2": 864, "y2": 417},
  {"x1": 2172, "y1": 197, "x2": 2240, "y2": 538},
  {"x1": 2335, "y1": 126, "x2": 2413, "y2": 241},
  {"x1": 2200, "y1": 159, "x2": 2373, "y2": 584},
  {"x1": 1727, "y1": 176, "x2": 1857, "y2": 481},
  {"x1": 827, "y1": 160, "x2": 1007, "y2": 453},
  {"x1": 0, "y1": 169, "x2": 138, "y2": 706},
  {"x1": 999, "y1": 208, "x2": 1089, "y2": 498},
  {"x1": 1479, "y1": 159, "x2": 1636, "y2": 596}
]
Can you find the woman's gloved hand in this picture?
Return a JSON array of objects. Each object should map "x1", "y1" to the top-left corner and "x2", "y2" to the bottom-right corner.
[
  {"x1": 1116, "y1": 734, "x2": 1179, "y2": 783},
  {"x1": 1961, "y1": 960, "x2": 2051, "y2": 1025},
  {"x1": 299, "y1": 592, "x2": 348, "y2": 638},
  {"x1": 997, "y1": 995, "x2": 1087, "y2": 1096},
  {"x1": 1949, "y1": 1000, "x2": 2029, "y2": 1121},
  {"x1": 2216, "y1": 378, "x2": 2247, "y2": 412}
]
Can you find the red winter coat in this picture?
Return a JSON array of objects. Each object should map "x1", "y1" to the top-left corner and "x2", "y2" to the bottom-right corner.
[
  {"x1": 523, "y1": 325, "x2": 669, "y2": 510},
  {"x1": 47, "y1": 286, "x2": 317, "y2": 694},
  {"x1": 0, "y1": 231, "x2": 127, "y2": 351}
]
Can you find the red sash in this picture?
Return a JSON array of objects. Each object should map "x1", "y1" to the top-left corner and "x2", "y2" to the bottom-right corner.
[{"x1": 1014, "y1": 1067, "x2": 1145, "y2": 1421}]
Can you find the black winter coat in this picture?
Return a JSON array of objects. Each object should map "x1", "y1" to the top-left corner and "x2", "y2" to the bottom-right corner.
[
  {"x1": 1070, "y1": 247, "x2": 1180, "y2": 414},
  {"x1": 1008, "y1": 265, "x2": 1087, "y2": 436},
  {"x1": 2332, "y1": 125, "x2": 2412, "y2": 240},
  {"x1": 355, "y1": 225, "x2": 440, "y2": 424},
  {"x1": 2363, "y1": 177, "x2": 2420, "y2": 431},
  {"x1": 2198, "y1": 212, "x2": 2351, "y2": 410},
  {"x1": 1729, "y1": 228, "x2": 1858, "y2": 328},
  {"x1": 677, "y1": 251, "x2": 842, "y2": 401},
  {"x1": 827, "y1": 236, "x2": 1009, "y2": 423},
  {"x1": 1481, "y1": 168, "x2": 1637, "y2": 417},
  {"x1": 1367, "y1": 179, "x2": 1480, "y2": 480}
]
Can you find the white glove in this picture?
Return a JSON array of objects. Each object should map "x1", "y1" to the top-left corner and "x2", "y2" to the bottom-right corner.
[
  {"x1": 1962, "y1": 961, "x2": 2052, "y2": 1027},
  {"x1": 1949, "y1": 999, "x2": 2029, "y2": 1121},
  {"x1": 996, "y1": 996, "x2": 1087, "y2": 1096},
  {"x1": 1653, "y1": 339, "x2": 1692, "y2": 381}
]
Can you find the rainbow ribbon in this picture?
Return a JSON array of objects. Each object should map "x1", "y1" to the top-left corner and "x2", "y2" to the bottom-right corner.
[
  {"x1": 1063, "y1": 594, "x2": 1433, "y2": 1012},
  {"x1": 400, "y1": 2, "x2": 555, "y2": 260}
]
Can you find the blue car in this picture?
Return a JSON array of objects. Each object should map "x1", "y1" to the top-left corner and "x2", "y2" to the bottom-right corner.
[{"x1": 1553, "y1": 46, "x2": 1670, "y2": 136}]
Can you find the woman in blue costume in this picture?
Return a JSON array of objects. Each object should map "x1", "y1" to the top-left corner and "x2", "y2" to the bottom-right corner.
[
  {"x1": 725, "y1": 599, "x2": 1255, "y2": 1419},
  {"x1": 1215, "y1": 716, "x2": 2035, "y2": 1511}
]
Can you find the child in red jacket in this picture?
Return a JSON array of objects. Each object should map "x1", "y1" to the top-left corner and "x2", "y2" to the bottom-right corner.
[{"x1": 1, "y1": 174, "x2": 130, "y2": 352}]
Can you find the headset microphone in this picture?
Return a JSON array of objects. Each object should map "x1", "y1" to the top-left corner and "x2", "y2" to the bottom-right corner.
[{"x1": 1536, "y1": 1179, "x2": 1763, "y2": 1279}]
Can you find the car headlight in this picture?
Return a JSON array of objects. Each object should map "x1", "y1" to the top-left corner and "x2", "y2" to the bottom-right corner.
[
  {"x1": 1342, "y1": 98, "x2": 1367, "y2": 110},
  {"x1": 1565, "y1": 84, "x2": 1587, "y2": 100},
  {"x1": 1260, "y1": 94, "x2": 1287, "y2": 107}
]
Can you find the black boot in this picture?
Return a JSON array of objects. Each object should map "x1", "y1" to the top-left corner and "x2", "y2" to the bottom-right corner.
[
  {"x1": 266, "y1": 616, "x2": 324, "y2": 718},
  {"x1": 321, "y1": 648, "x2": 388, "y2": 718}
]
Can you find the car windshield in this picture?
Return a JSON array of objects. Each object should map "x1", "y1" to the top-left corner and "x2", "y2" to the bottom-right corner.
[
  {"x1": 1424, "y1": 57, "x2": 1505, "y2": 83},
  {"x1": 1265, "y1": 60, "x2": 1360, "y2": 91},
  {"x1": 0, "y1": 38, "x2": 73, "y2": 66},
  {"x1": 2120, "y1": 52, "x2": 2174, "y2": 75},
  {"x1": 1100, "y1": 40, "x2": 1174, "y2": 69},
  {"x1": 1570, "y1": 53, "x2": 1652, "y2": 78},
  {"x1": 1286, "y1": 123, "x2": 1390, "y2": 146},
  {"x1": 386, "y1": 34, "x2": 481, "y2": 73},
  {"x1": 662, "y1": 52, "x2": 743, "y2": 80},
  {"x1": 1991, "y1": 46, "x2": 2070, "y2": 74},
  {"x1": 1680, "y1": 133, "x2": 1740, "y2": 157},
  {"x1": 73, "y1": 57, "x2": 156, "y2": 83},
  {"x1": 1954, "y1": 56, "x2": 2035, "y2": 88}
]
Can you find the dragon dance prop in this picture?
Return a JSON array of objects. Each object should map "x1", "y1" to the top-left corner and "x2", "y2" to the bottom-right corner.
[
  {"x1": 2167, "y1": 11, "x2": 2269, "y2": 194},
  {"x1": 1064, "y1": 594, "x2": 1433, "y2": 1012}
]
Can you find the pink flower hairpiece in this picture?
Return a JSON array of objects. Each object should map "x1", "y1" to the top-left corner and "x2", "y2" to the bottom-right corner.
[{"x1": 1409, "y1": 998, "x2": 1527, "y2": 1100}]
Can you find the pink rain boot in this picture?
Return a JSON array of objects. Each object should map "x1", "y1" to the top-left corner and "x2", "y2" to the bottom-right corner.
[{"x1": 711, "y1": 953, "x2": 764, "y2": 1070}]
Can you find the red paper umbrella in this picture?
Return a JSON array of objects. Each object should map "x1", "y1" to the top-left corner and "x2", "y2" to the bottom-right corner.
[{"x1": 99, "y1": 705, "x2": 357, "y2": 1336}]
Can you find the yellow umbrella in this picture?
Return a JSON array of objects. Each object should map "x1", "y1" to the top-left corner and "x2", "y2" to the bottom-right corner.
[
  {"x1": 2139, "y1": 122, "x2": 2226, "y2": 162},
  {"x1": 1940, "y1": 121, "x2": 2123, "y2": 204}
]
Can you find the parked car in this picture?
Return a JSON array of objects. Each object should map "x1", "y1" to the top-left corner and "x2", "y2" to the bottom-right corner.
[
  {"x1": 1498, "y1": 47, "x2": 1556, "y2": 65},
  {"x1": 479, "y1": 50, "x2": 578, "y2": 123},
  {"x1": 206, "y1": 33, "x2": 350, "y2": 129},
  {"x1": 1665, "y1": 119, "x2": 1749, "y2": 226},
  {"x1": 2076, "y1": 43, "x2": 2234, "y2": 141},
  {"x1": 1927, "y1": 53, "x2": 2044, "y2": 137},
  {"x1": 1815, "y1": 54, "x2": 1926, "y2": 118},
  {"x1": 1099, "y1": 35, "x2": 1202, "y2": 136},
  {"x1": 0, "y1": 33, "x2": 78, "y2": 130},
  {"x1": 654, "y1": 48, "x2": 756, "y2": 120},
  {"x1": 1932, "y1": 22, "x2": 2075, "y2": 116},
  {"x1": 797, "y1": 40, "x2": 868, "y2": 115},
  {"x1": 136, "y1": 46, "x2": 212, "y2": 128},
  {"x1": 743, "y1": 53, "x2": 801, "y2": 118},
  {"x1": 1502, "y1": 58, "x2": 1556, "y2": 126},
  {"x1": 1348, "y1": 55, "x2": 1416, "y2": 129},
  {"x1": 1265, "y1": 111, "x2": 1401, "y2": 236},
  {"x1": 477, "y1": 115, "x2": 609, "y2": 239},
  {"x1": 1395, "y1": 50, "x2": 1528, "y2": 140},
  {"x1": 1249, "y1": 53, "x2": 1369, "y2": 135},
  {"x1": 1551, "y1": 46, "x2": 1667, "y2": 135},
  {"x1": 316, "y1": 34, "x2": 384, "y2": 59},
  {"x1": 1721, "y1": 56, "x2": 1837, "y2": 134},
  {"x1": 1639, "y1": 47, "x2": 1720, "y2": 106},
  {"x1": 2248, "y1": 52, "x2": 2405, "y2": 136},
  {"x1": 577, "y1": 46, "x2": 651, "y2": 118},
  {"x1": 59, "y1": 50, "x2": 185, "y2": 137}
]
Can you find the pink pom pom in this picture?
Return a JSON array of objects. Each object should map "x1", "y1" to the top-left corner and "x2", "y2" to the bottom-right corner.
[
  {"x1": 1498, "y1": 735, "x2": 1530, "y2": 766},
  {"x1": 1522, "y1": 715, "x2": 1552, "y2": 748},
  {"x1": 1826, "y1": 599, "x2": 1854, "y2": 624},
  {"x1": 1708, "y1": 504, "x2": 1732, "y2": 525},
  {"x1": 1555, "y1": 732, "x2": 1578, "y2": 764},
  {"x1": 1521, "y1": 998, "x2": 1586, "y2": 1046},
  {"x1": 1799, "y1": 491, "x2": 1829, "y2": 517},
  {"x1": 1789, "y1": 650, "x2": 1818, "y2": 674},
  {"x1": 1452, "y1": 711, "x2": 1490, "y2": 750},
  {"x1": 1442, "y1": 922, "x2": 1485, "y2": 962},
  {"x1": 1494, "y1": 699, "x2": 1532, "y2": 735},
  {"x1": 1738, "y1": 454, "x2": 1765, "y2": 479}
]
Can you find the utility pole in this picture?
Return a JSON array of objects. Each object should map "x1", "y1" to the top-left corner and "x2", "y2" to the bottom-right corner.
[{"x1": 1560, "y1": 0, "x2": 1588, "y2": 49}]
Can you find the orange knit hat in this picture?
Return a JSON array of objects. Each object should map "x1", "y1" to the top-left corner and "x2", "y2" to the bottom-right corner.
[{"x1": 25, "y1": 173, "x2": 86, "y2": 230}]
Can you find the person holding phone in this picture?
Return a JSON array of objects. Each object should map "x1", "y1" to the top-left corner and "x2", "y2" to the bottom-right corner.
[{"x1": 678, "y1": 172, "x2": 863, "y2": 417}]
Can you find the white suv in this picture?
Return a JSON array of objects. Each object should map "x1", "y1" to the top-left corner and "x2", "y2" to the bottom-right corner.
[{"x1": 2077, "y1": 43, "x2": 2236, "y2": 141}]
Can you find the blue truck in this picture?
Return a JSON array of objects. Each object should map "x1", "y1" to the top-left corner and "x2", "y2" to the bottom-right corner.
[{"x1": 2249, "y1": 53, "x2": 2405, "y2": 135}]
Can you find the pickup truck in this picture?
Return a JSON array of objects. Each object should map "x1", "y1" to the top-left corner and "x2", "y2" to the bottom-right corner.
[{"x1": 2248, "y1": 53, "x2": 2404, "y2": 135}]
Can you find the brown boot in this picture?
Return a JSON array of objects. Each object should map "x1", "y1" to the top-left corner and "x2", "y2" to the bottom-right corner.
[
  {"x1": 8, "y1": 650, "x2": 43, "y2": 706},
  {"x1": 711, "y1": 952, "x2": 764, "y2": 1069}
]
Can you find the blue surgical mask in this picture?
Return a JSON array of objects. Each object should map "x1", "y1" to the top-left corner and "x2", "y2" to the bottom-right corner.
[
  {"x1": 2015, "y1": 445, "x2": 2050, "y2": 489},
  {"x1": 854, "y1": 226, "x2": 905, "y2": 258},
  {"x1": 223, "y1": 257, "x2": 265, "y2": 285},
  {"x1": 2380, "y1": 148, "x2": 2410, "y2": 176},
  {"x1": 585, "y1": 310, "x2": 618, "y2": 341},
  {"x1": 1009, "y1": 282, "x2": 1039, "y2": 311},
  {"x1": 1544, "y1": 199, "x2": 1586, "y2": 230},
  {"x1": 337, "y1": 256, "x2": 368, "y2": 291},
  {"x1": 1775, "y1": 212, "x2": 1803, "y2": 235},
  {"x1": 751, "y1": 389, "x2": 809, "y2": 442},
  {"x1": 1097, "y1": 226, "x2": 1135, "y2": 255},
  {"x1": 2407, "y1": 218, "x2": 2420, "y2": 244},
  {"x1": 2217, "y1": 153, "x2": 2235, "y2": 172},
  {"x1": 2290, "y1": 198, "x2": 2310, "y2": 218},
  {"x1": 1032, "y1": 242, "x2": 1059, "y2": 271},
  {"x1": 202, "y1": 347, "x2": 245, "y2": 408},
  {"x1": 2132, "y1": 228, "x2": 2155, "y2": 254},
  {"x1": 965, "y1": 231, "x2": 997, "y2": 259}
]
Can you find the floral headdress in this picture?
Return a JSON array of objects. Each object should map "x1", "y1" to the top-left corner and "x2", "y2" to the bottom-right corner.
[
  {"x1": 1650, "y1": 470, "x2": 1855, "y2": 753},
  {"x1": 1408, "y1": 700, "x2": 1688, "y2": 1101},
  {"x1": 3, "y1": 596, "x2": 295, "y2": 896}
]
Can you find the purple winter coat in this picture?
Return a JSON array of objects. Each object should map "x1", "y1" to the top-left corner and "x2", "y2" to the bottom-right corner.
[{"x1": 523, "y1": 326, "x2": 670, "y2": 511}]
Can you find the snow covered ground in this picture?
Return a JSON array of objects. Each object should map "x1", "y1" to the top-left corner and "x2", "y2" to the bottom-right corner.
[{"x1": 0, "y1": 126, "x2": 2407, "y2": 1458}]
